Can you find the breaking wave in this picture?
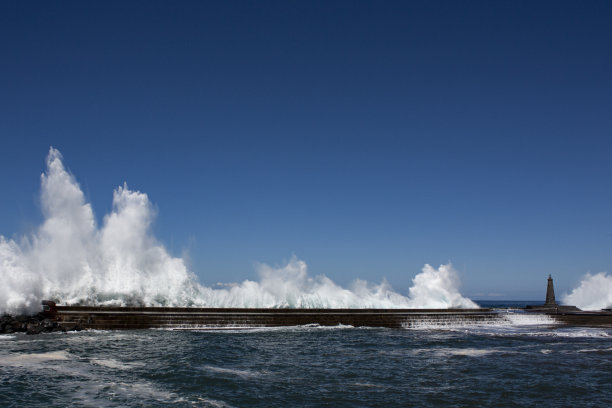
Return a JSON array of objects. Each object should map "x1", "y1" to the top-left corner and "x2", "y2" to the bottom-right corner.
[
  {"x1": 562, "y1": 272, "x2": 612, "y2": 311},
  {"x1": 0, "y1": 148, "x2": 477, "y2": 314}
]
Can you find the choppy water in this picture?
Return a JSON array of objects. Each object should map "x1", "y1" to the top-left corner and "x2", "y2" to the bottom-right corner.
[{"x1": 1, "y1": 315, "x2": 611, "y2": 408}]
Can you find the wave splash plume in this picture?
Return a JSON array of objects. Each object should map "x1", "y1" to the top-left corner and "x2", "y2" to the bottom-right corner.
[
  {"x1": 563, "y1": 272, "x2": 612, "y2": 311},
  {"x1": 0, "y1": 148, "x2": 478, "y2": 314}
]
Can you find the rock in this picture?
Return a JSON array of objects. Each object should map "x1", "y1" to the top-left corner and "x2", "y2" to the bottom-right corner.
[
  {"x1": 26, "y1": 322, "x2": 43, "y2": 335},
  {"x1": 0, "y1": 316, "x2": 11, "y2": 333},
  {"x1": 42, "y1": 319, "x2": 57, "y2": 332},
  {"x1": 64, "y1": 323, "x2": 83, "y2": 332},
  {"x1": 51, "y1": 325, "x2": 66, "y2": 333},
  {"x1": 0, "y1": 313, "x2": 71, "y2": 335},
  {"x1": 10, "y1": 320, "x2": 25, "y2": 332}
]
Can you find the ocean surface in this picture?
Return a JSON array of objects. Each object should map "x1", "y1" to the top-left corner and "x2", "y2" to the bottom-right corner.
[{"x1": 1, "y1": 304, "x2": 611, "y2": 407}]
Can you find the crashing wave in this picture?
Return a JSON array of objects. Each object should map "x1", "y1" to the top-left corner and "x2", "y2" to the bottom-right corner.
[{"x1": 0, "y1": 148, "x2": 477, "y2": 314}]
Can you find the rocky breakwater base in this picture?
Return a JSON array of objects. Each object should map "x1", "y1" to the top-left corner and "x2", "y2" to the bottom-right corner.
[
  {"x1": 0, "y1": 313, "x2": 82, "y2": 335},
  {"x1": 1, "y1": 301, "x2": 83, "y2": 335}
]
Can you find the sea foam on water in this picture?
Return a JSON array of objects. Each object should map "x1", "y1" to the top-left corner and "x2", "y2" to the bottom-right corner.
[{"x1": 0, "y1": 148, "x2": 481, "y2": 313}]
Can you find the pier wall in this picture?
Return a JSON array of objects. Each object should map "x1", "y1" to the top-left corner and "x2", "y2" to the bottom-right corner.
[
  {"x1": 542, "y1": 310, "x2": 612, "y2": 327},
  {"x1": 55, "y1": 307, "x2": 497, "y2": 330},
  {"x1": 53, "y1": 306, "x2": 612, "y2": 330}
]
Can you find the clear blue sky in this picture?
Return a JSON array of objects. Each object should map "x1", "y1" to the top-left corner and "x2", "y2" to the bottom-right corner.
[{"x1": 1, "y1": 1, "x2": 610, "y2": 300}]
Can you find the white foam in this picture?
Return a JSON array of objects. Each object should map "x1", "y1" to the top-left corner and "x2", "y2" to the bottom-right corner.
[
  {"x1": 408, "y1": 346, "x2": 513, "y2": 357},
  {"x1": 0, "y1": 148, "x2": 477, "y2": 313},
  {"x1": 90, "y1": 358, "x2": 144, "y2": 370},
  {"x1": 502, "y1": 313, "x2": 558, "y2": 326},
  {"x1": 195, "y1": 397, "x2": 235, "y2": 408},
  {"x1": 402, "y1": 311, "x2": 559, "y2": 332},
  {"x1": 0, "y1": 350, "x2": 70, "y2": 367},
  {"x1": 171, "y1": 323, "x2": 358, "y2": 333},
  {"x1": 200, "y1": 365, "x2": 263, "y2": 378},
  {"x1": 576, "y1": 347, "x2": 612, "y2": 353},
  {"x1": 436, "y1": 348, "x2": 504, "y2": 357},
  {"x1": 548, "y1": 329, "x2": 610, "y2": 338},
  {"x1": 351, "y1": 383, "x2": 388, "y2": 389},
  {"x1": 576, "y1": 348, "x2": 612, "y2": 353},
  {"x1": 493, "y1": 327, "x2": 611, "y2": 339},
  {"x1": 404, "y1": 320, "x2": 488, "y2": 330}
]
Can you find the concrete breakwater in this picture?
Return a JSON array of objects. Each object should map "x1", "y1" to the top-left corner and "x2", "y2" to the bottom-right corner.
[
  {"x1": 537, "y1": 309, "x2": 612, "y2": 327},
  {"x1": 54, "y1": 306, "x2": 498, "y2": 330},
  {"x1": 53, "y1": 306, "x2": 612, "y2": 330},
  {"x1": 6, "y1": 301, "x2": 612, "y2": 333}
]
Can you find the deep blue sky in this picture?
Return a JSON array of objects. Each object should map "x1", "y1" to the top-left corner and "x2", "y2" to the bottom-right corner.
[{"x1": 1, "y1": 1, "x2": 611, "y2": 299}]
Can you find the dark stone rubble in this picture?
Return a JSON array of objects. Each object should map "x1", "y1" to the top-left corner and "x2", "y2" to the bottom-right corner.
[{"x1": 0, "y1": 313, "x2": 82, "y2": 335}]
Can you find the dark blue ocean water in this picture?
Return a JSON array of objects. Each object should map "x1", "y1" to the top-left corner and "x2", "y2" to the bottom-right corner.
[
  {"x1": 475, "y1": 300, "x2": 542, "y2": 309},
  {"x1": 1, "y1": 313, "x2": 611, "y2": 407}
]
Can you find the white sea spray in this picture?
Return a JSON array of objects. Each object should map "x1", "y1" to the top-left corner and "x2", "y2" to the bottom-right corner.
[
  {"x1": 0, "y1": 148, "x2": 477, "y2": 313},
  {"x1": 562, "y1": 272, "x2": 612, "y2": 311}
]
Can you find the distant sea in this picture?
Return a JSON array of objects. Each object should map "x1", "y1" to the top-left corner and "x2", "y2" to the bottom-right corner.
[
  {"x1": 475, "y1": 300, "x2": 542, "y2": 308},
  {"x1": 1, "y1": 303, "x2": 610, "y2": 407}
]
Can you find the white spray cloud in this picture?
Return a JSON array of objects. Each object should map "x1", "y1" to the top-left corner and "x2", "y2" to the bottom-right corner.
[
  {"x1": 562, "y1": 272, "x2": 612, "y2": 311},
  {"x1": 192, "y1": 258, "x2": 474, "y2": 309},
  {"x1": 0, "y1": 148, "x2": 477, "y2": 314},
  {"x1": 408, "y1": 263, "x2": 477, "y2": 308}
]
